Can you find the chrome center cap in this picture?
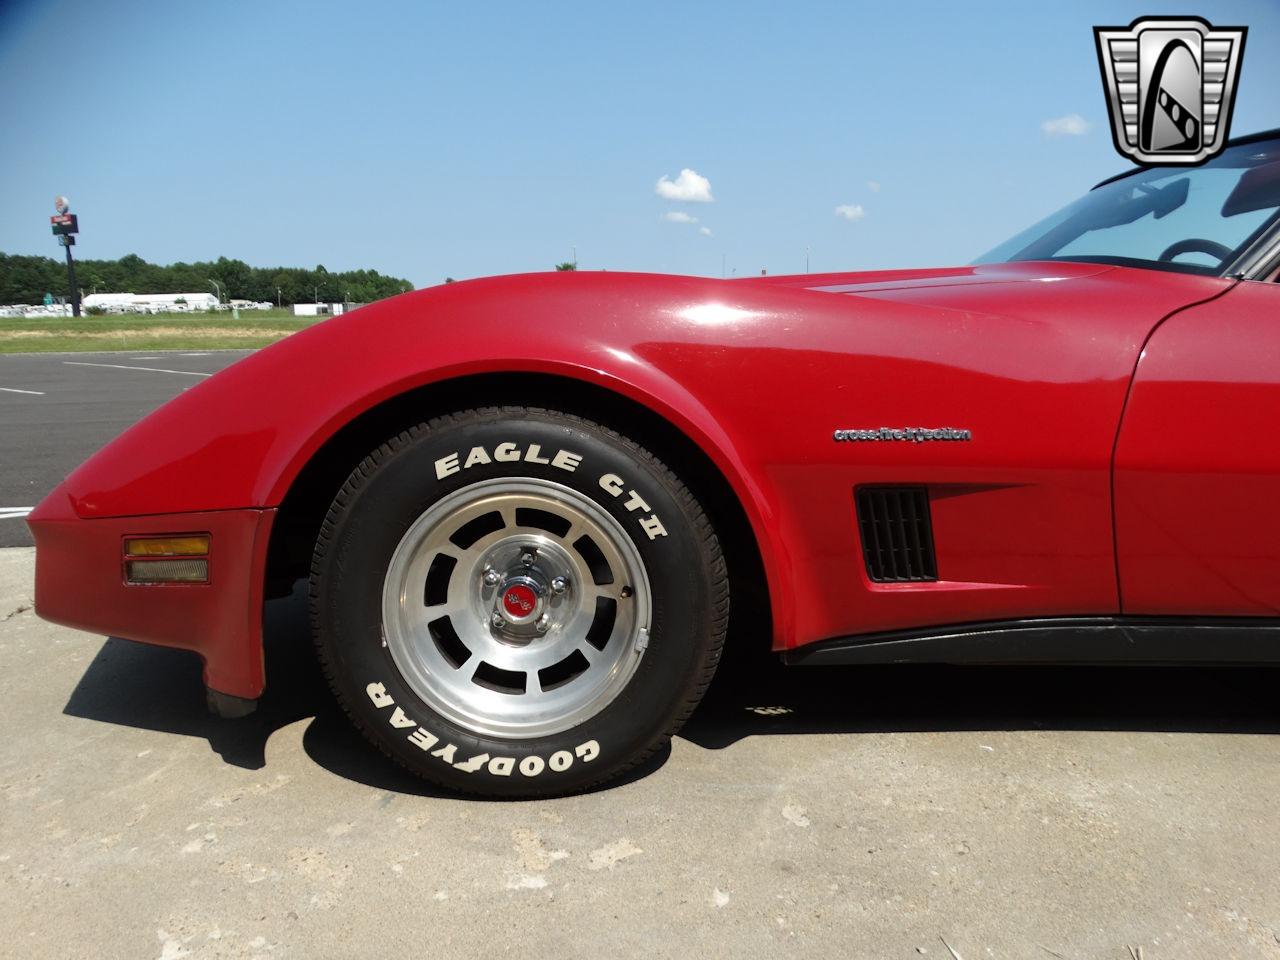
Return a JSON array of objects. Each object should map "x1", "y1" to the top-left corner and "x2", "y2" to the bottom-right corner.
[{"x1": 498, "y1": 575, "x2": 544, "y2": 626}]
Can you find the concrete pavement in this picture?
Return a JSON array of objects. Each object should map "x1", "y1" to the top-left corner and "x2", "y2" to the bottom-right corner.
[{"x1": 3, "y1": 547, "x2": 1279, "y2": 958}]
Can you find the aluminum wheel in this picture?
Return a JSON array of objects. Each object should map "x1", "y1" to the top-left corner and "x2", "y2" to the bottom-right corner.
[{"x1": 381, "y1": 477, "x2": 653, "y2": 739}]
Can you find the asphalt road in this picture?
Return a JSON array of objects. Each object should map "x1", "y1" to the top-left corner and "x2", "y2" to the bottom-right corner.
[
  {"x1": 3, "y1": 548, "x2": 1280, "y2": 958},
  {"x1": 0, "y1": 350, "x2": 251, "y2": 547}
]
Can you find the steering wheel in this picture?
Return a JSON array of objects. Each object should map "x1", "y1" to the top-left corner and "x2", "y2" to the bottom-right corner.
[{"x1": 1158, "y1": 238, "x2": 1233, "y2": 264}]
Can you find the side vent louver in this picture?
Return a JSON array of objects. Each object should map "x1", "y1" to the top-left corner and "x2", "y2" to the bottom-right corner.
[{"x1": 856, "y1": 486, "x2": 938, "y2": 583}]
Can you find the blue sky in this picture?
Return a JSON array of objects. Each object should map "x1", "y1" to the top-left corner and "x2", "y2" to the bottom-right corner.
[{"x1": 1, "y1": 1, "x2": 1276, "y2": 286}]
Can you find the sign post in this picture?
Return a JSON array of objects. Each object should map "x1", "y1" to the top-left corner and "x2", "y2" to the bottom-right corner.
[{"x1": 51, "y1": 196, "x2": 80, "y2": 317}]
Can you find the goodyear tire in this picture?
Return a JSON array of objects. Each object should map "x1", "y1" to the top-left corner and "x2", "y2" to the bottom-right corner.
[{"x1": 309, "y1": 406, "x2": 728, "y2": 797}]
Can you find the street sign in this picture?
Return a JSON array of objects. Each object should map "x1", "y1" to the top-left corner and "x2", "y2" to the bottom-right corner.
[{"x1": 51, "y1": 194, "x2": 80, "y2": 317}]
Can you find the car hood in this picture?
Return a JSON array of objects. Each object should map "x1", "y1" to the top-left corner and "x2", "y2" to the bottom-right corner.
[{"x1": 752, "y1": 261, "x2": 1114, "y2": 307}]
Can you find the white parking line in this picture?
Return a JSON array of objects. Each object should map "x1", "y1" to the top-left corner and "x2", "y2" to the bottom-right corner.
[
  {"x1": 180, "y1": 352, "x2": 211, "y2": 357},
  {"x1": 0, "y1": 387, "x2": 45, "y2": 395},
  {"x1": 0, "y1": 507, "x2": 34, "y2": 519},
  {"x1": 63, "y1": 361, "x2": 212, "y2": 377}
]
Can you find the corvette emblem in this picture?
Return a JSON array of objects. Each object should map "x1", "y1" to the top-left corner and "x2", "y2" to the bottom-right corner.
[
  {"x1": 1094, "y1": 17, "x2": 1246, "y2": 166},
  {"x1": 503, "y1": 584, "x2": 537, "y2": 617}
]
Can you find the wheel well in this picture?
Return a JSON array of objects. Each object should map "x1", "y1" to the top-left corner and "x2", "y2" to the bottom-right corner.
[{"x1": 264, "y1": 372, "x2": 771, "y2": 649}]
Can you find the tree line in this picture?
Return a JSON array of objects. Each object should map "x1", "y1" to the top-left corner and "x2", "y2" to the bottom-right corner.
[{"x1": 0, "y1": 252, "x2": 414, "y2": 306}]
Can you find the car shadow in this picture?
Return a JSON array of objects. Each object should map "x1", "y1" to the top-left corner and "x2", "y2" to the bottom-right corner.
[
  {"x1": 61, "y1": 584, "x2": 669, "y2": 800},
  {"x1": 63, "y1": 585, "x2": 1280, "y2": 798},
  {"x1": 686, "y1": 641, "x2": 1280, "y2": 750},
  {"x1": 62, "y1": 583, "x2": 338, "y2": 773}
]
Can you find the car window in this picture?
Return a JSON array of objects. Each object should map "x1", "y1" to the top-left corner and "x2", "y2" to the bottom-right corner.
[{"x1": 975, "y1": 138, "x2": 1280, "y2": 275}]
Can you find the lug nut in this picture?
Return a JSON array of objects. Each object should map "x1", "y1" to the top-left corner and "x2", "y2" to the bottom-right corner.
[
  {"x1": 535, "y1": 614, "x2": 550, "y2": 633},
  {"x1": 491, "y1": 611, "x2": 506, "y2": 628},
  {"x1": 482, "y1": 566, "x2": 501, "y2": 585},
  {"x1": 520, "y1": 550, "x2": 537, "y2": 568},
  {"x1": 550, "y1": 576, "x2": 568, "y2": 594}
]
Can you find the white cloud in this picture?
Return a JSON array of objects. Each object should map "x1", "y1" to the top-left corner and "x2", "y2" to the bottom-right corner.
[
  {"x1": 655, "y1": 168, "x2": 714, "y2": 203},
  {"x1": 661, "y1": 211, "x2": 698, "y2": 224},
  {"x1": 699, "y1": 226, "x2": 713, "y2": 236},
  {"x1": 1041, "y1": 113, "x2": 1090, "y2": 136},
  {"x1": 866, "y1": 180, "x2": 881, "y2": 193},
  {"x1": 834, "y1": 203, "x2": 865, "y2": 222}
]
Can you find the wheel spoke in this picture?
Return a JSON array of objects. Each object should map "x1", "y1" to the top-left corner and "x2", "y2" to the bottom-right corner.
[
  {"x1": 600, "y1": 580, "x2": 638, "y2": 602},
  {"x1": 499, "y1": 503, "x2": 518, "y2": 531},
  {"x1": 460, "y1": 654, "x2": 481, "y2": 682},
  {"x1": 450, "y1": 540, "x2": 488, "y2": 573},
  {"x1": 430, "y1": 602, "x2": 471, "y2": 624}
]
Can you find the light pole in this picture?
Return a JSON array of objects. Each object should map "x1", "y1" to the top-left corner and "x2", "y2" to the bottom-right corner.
[
  {"x1": 208, "y1": 279, "x2": 222, "y2": 307},
  {"x1": 276, "y1": 287, "x2": 282, "y2": 308},
  {"x1": 62, "y1": 244, "x2": 79, "y2": 316}
]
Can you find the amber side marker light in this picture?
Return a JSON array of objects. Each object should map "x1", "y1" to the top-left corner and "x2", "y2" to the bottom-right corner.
[{"x1": 124, "y1": 535, "x2": 210, "y2": 584}]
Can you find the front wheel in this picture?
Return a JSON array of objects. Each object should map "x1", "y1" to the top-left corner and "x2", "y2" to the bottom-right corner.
[{"x1": 309, "y1": 406, "x2": 728, "y2": 797}]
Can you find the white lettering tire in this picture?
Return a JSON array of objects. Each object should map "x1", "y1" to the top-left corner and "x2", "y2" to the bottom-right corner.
[{"x1": 309, "y1": 407, "x2": 728, "y2": 798}]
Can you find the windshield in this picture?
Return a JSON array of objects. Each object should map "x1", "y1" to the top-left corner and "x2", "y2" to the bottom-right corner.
[{"x1": 975, "y1": 137, "x2": 1280, "y2": 275}]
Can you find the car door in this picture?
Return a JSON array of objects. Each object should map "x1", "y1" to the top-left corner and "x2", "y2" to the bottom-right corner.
[{"x1": 1114, "y1": 278, "x2": 1280, "y2": 616}]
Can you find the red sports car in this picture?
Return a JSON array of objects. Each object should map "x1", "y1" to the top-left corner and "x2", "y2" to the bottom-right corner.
[{"x1": 30, "y1": 130, "x2": 1280, "y2": 797}]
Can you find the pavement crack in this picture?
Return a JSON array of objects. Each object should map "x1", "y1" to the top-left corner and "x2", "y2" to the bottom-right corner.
[{"x1": 2, "y1": 603, "x2": 31, "y2": 622}]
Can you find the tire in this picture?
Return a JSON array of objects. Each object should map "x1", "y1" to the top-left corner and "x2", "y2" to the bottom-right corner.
[{"x1": 309, "y1": 406, "x2": 728, "y2": 797}]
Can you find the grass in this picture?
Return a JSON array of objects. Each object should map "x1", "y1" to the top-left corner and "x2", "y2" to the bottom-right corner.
[{"x1": 0, "y1": 309, "x2": 323, "y2": 353}]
